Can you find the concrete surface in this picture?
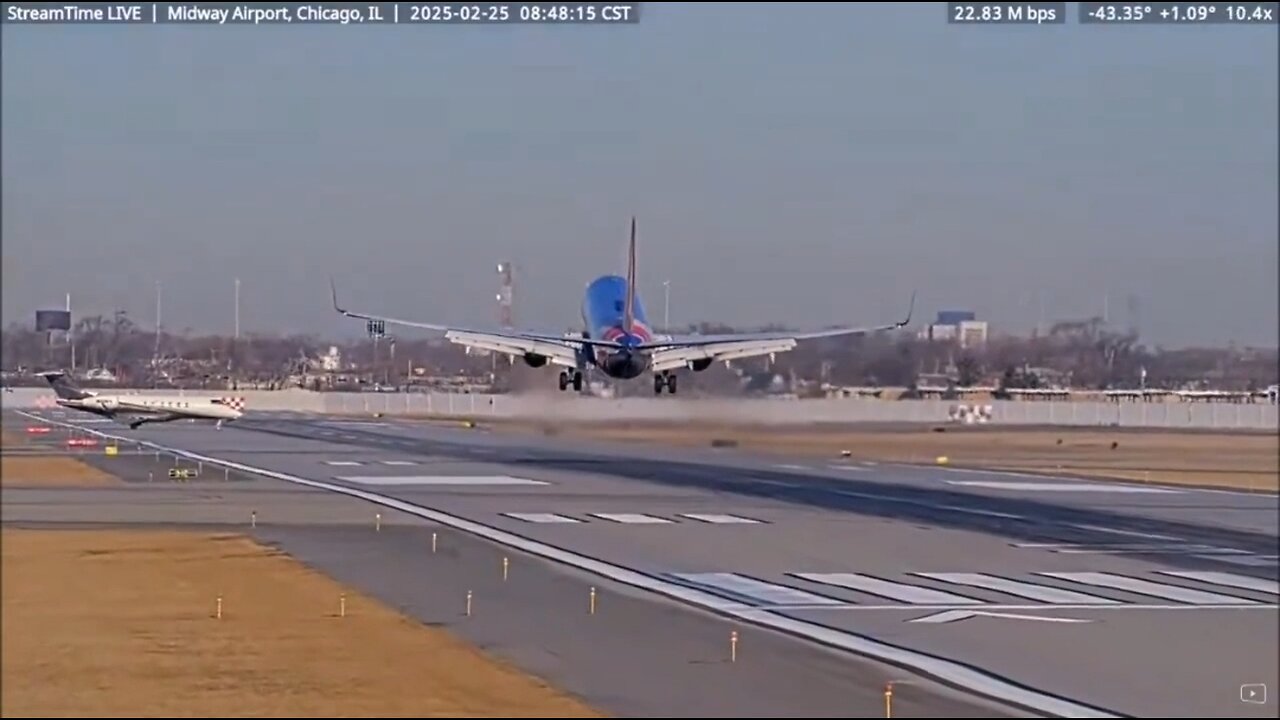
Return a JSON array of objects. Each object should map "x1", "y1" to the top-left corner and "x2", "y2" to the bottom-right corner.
[
  {"x1": 2, "y1": 413, "x2": 1027, "y2": 719},
  {"x1": 11, "y1": 409, "x2": 1279, "y2": 718},
  {"x1": 5, "y1": 386, "x2": 1277, "y2": 430}
]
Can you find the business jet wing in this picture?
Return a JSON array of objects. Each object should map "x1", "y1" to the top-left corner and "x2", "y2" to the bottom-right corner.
[
  {"x1": 646, "y1": 292, "x2": 915, "y2": 372},
  {"x1": 330, "y1": 279, "x2": 621, "y2": 368}
]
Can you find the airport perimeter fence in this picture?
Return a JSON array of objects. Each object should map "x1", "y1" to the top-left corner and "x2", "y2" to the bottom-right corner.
[{"x1": 5, "y1": 386, "x2": 1277, "y2": 430}]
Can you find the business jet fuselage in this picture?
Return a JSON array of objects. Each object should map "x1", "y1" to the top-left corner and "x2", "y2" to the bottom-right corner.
[{"x1": 38, "y1": 371, "x2": 244, "y2": 429}]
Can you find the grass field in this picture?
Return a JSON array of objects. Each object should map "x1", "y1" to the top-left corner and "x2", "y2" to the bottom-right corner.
[
  {"x1": 511, "y1": 421, "x2": 1280, "y2": 492},
  {"x1": 0, "y1": 528, "x2": 605, "y2": 718},
  {"x1": 0, "y1": 456, "x2": 123, "y2": 487},
  {"x1": 0, "y1": 429, "x2": 123, "y2": 487}
]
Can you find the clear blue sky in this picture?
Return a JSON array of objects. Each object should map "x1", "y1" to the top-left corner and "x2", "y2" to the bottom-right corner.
[{"x1": 3, "y1": 3, "x2": 1276, "y2": 348}]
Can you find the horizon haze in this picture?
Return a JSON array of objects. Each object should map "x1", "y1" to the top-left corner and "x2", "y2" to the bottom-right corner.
[{"x1": 3, "y1": 3, "x2": 1277, "y2": 349}]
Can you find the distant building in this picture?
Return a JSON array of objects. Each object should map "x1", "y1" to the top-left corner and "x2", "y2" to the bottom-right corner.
[
  {"x1": 917, "y1": 309, "x2": 988, "y2": 348},
  {"x1": 936, "y1": 310, "x2": 976, "y2": 326},
  {"x1": 958, "y1": 320, "x2": 988, "y2": 349}
]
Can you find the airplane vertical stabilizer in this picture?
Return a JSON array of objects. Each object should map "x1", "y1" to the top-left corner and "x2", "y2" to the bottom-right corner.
[{"x1": 623, "y1": 216, "x2": 637, "y2": 335}]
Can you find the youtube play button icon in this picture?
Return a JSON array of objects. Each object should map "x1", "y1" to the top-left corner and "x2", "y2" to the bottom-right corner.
[{"x1": 1240, "y1": 684, "x2": 1267, "y2": 704}]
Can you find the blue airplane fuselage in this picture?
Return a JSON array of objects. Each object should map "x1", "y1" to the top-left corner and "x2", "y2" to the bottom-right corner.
[{"x1": 581, "y1": 275, "x2": 653, "y2": 378}]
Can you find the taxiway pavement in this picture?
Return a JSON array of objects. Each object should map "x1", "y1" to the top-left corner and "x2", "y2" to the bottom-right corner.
[{"x1": 12, "y1": 408, "x2": 1279, "y2": 718}]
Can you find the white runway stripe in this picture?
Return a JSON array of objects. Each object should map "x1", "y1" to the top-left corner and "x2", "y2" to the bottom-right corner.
[
  {"x1": 335, "y1": 475, "x2": 549, "y2": 486},
  {"x1": 947, "y1": 480, "x2": 1181, "y2": 494},
  {"x1": 1037, "y1": 572, "x2": 1260, "y2": 605},
  {"x1": 1068, "y1": 525, "x2": 1180, "y2": 541},
  {"x1": 503, "y1": 513, "x2": 581, "y2": 524},
  {"x1": 794, "y1": 573, "x2": 984, "y2": 605},
  {"x1": 1198, "y1": 554, "x2": 1279, "y2": 567},
  {"x1": 671, "y1": 573, "x2": 845, "y2": 606},
  {"x1": 591, "y1": 513, "x2": 673, "y2": 524},
  {"x1": 915, "y1": 572, "x2": 1123, "y2": 605},
  {"x1": 679, "y1": 513, "x2": 763, "y2": 524},
  {"x1": 323, "y1": 460, "x2": 362, "y2": 466},
  {"x1": 380, "y1": 460, "x2": 418, "y2": 466},
  {"x1": 1155, "y1": 571, "x2": 1279, "y2": 596}
]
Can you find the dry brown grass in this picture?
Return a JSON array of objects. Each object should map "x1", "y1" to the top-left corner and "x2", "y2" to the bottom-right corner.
[
  {"x1": 1, "y1": 430, "x2": 36, "y2": 448},
  {"x1": 514, "y1": 422, "x2": 1279, "y2": 492},
  {"x1": 0, "y1": 456, "x2": 122, "y2": 487},
  {"x1": 0, "y1": 528, "x2": 605, "y2": 718}
]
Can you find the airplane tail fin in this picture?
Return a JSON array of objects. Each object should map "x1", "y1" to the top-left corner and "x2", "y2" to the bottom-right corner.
[
  {"x1": 623, "y1": 216, "x2": 637, "y2": 335},
  {"x1": 36, "y1": 370, "x2": 94, "y2": 400}
]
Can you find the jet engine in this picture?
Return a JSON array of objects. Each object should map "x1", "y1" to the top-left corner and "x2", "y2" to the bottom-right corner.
[
  {"x1": 523, "y1": 353, "x2": 549, "y2": 368},
  {"x1": 688, "y1": 358, "x2": 713, "y2": 372}
]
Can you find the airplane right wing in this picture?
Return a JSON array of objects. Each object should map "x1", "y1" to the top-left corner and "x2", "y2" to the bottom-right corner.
[
  {"x1": 330, "y1": 279, "x2": 620, "y2": 368},
  {"x1": 645, "y1": 291, "x2": 916, "y2": 371}
]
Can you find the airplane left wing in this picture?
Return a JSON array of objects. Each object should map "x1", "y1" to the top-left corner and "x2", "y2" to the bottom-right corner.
[{"x1": 330, "y1": 279, "x2": 621, "y2": 365}]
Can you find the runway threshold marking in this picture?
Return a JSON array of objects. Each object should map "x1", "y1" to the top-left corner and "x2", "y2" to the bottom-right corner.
[
  {"x1": 503, "y1": 512, "x2": 582, "y2": 524},
  {"x1": 1036, "y1": 572, "x2": 1261, "y2": 605},
  {"x1": 678, "y1": 513, "x2": 764, "y2": 524},
  {"x1": 591, "y1": 513, "x2": 673, "y2": 524},
  {"x1": 909, "y1": 609, "x2": 1093, "y2": 625},
  {"x1": 13, "y1": 409, "x2": 1125, "y2": 720}
]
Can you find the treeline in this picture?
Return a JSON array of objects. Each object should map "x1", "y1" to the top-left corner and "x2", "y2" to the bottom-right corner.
[{"x1": 2, "y1": 313, "x2": 1275, "y2": 392}]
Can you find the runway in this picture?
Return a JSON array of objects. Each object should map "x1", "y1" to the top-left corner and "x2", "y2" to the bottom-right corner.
[{"x1": 13, "y1": 409, "x2": 1279, "y2": 718}]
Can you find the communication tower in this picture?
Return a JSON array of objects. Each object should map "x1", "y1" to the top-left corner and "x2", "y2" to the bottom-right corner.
[{"x1": 496, "y1": 262, "x2": 514, "y2": 329}]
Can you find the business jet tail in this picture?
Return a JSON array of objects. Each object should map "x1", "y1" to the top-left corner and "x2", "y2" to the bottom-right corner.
[{"x1": 36, "y1": 370, "x2": 95, "y2": 400}]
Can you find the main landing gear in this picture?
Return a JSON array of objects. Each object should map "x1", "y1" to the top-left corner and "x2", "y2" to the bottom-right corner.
[
  {"x1": 653, "y1": 372, "x2": 677, "y2": 395},
  {"x1": 558, "y1": 370, "x2": 584, "y2": 392}
]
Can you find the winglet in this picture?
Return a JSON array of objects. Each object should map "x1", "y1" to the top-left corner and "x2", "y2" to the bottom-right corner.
[
  {"x1": 330, "y1": 276, "x2": 347, "y2": 316},
  {"x1": 899, "y1": 290, "x2": 917, "y2": 328}
]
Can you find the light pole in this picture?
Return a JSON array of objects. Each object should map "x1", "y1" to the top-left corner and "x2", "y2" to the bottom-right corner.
[
  {"x1": 234, "y1": 278, "x2": 240, "y2": 339},
  {"x1": 663, "y1": 280, "x2": 671, "y2": 332}
]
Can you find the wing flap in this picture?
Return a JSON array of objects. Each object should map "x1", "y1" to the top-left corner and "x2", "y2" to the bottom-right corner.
[
  {"x1": 650, "y1": 338, "x2": 798, "y2": 372},
  {"x1": 445, "y1": 331, "x2": 580, "y2": 369}
]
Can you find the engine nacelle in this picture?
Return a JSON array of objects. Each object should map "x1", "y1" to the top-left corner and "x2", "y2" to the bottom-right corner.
[
  {"x1": 688, "y1": 358, "x2": 713, "y2": 372},
  {"x1": 523, "y1": 353, "x2": 549, "y2": 368}
]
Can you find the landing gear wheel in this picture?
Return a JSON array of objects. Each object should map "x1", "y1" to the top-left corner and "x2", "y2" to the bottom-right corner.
[
  {"x1": 558, "y1": 371, "x2": 569, "y2": 391},
  {"x1": 667, "y1": 374, "x2": 678, "y2": 394},
  {"x1": 572, "y1": 371, "x2": 584, "y2": 392},
  {"x1": 653, "y1": 374, "x2": 664, "y2": 395}
]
